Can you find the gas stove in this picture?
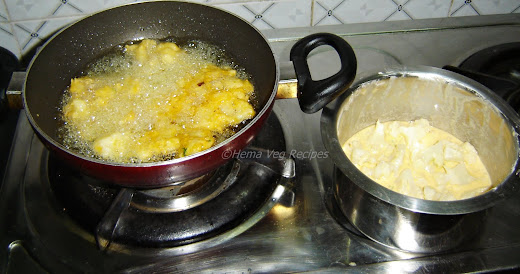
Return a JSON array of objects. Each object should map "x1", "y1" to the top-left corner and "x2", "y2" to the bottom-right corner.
[{"x1": 2, "y1": 14, "x2": 520, "y2": 273}]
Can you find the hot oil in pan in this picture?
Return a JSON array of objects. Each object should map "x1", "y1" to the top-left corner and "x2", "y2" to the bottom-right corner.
[
  {"x1": 170, "y1": 37, "x2": 261, "y2": 126},
  {"x1": 58, "y1": 38, "x2": 259, "y2": 164}
]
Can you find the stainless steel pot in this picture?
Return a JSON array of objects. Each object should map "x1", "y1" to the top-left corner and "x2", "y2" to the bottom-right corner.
[{"x1": 321, "y1": 66, "x2": 520, "y2": 253}]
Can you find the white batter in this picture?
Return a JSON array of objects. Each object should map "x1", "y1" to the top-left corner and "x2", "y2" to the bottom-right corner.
[{"x1": 342, "y1": 119, "x2": 492, "y2": 201}]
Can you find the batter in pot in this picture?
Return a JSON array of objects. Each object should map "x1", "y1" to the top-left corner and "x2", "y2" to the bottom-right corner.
[{"x1": 342, "y1": 119, "x2": 492, "y2": 201}]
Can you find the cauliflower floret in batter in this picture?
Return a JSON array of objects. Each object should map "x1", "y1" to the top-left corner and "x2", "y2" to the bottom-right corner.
[
  {"x1": 61, "y1": 39, "x2": 256, "y2": 163},
  {"x1": 342, "y1": 119, "x2": 492, "y2": 201}
]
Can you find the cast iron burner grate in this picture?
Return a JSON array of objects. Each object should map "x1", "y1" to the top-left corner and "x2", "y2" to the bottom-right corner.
[
  {"x1": 446, "y1": 42, "x2": 520, "y2": 112},
  {"x1": 43, "y1": 112, "x2": 293, "y2": 251}
]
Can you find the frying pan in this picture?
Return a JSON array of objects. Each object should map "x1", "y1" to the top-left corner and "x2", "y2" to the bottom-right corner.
[{"x1": 22, "y1": 1, "x2": 356, "y2": 188}]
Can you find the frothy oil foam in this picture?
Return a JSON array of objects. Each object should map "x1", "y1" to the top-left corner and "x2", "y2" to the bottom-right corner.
[{"x1": 60, "y1": 39, "x2": 256, "y2": 163}]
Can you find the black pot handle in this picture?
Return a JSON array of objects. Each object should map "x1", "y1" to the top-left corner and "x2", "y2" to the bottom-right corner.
[{"x1": 290, "y1": 33, "x2": 357, "y2": 114}]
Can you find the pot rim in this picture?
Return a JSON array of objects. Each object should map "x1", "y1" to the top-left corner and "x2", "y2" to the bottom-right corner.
[
  {"x1": 22, "y1": 0, "x2": 280, "y2": 168},
  {"x1": 321, "y1": 65, "x2": 520, "y2": 215}
]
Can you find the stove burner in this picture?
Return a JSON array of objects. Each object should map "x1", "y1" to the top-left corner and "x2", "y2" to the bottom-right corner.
[
  {"x1": 458, "y1": 42, "x2": 520, "y2": 112},
  {"x1": 41, "y1": 112, "x2": 292, "y2": 251},
  {"x1": 132, "y1": 161, "x2": 239, "y2": 213}
]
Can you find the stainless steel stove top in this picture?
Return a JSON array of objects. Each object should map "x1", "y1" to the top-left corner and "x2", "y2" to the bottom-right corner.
[{"x1": 2, "y1": 14, "x2": 520, "y2": 273}]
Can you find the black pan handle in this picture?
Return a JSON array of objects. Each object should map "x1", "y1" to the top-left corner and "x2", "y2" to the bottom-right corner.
[{"x1": 290, "y1": 33, "x2": 357, "y2": 114}]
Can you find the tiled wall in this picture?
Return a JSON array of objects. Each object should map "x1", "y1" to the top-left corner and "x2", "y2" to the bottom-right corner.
[{"x1": 1, "y1": 0, "x2": 519, "y2": 61}]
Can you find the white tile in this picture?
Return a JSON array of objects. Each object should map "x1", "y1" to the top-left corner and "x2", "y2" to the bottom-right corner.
[
  {"x1": 70, "y1": 0, "x2": 239, "y2": 15},
  {"x1": 12, "y1": 20, "x2": 52, "y2": 55},
  {"x1": 471, "y1": 0, "x2": 520, "y2": 15},
  {"x1": 314, "y1": 0, "x2": 397, "y2": 26},
  {"x1": 5, "y1": 0, "x2": 140, "y2": 21},
  {"x1": 6, "y1": 0, "x2": 62, "y2": 21},
  {"x1": 313, "y1": 0, "x2": 346, "y2": 26},
  {"x1": 68, "y1": 0, "x2": 136, "y2": 14},
  {"x1": 382, "y1": 0, "x2": 416, "y2": 22},
  {"x1": 405, "y1": 0, "x2": 452, "y2": 19},
  {"x1": 0, "y1": 23, "x2": 21, "y2": 58},
  {"x1": 385, "y1": 8, "x2": 412, "y2": 21},
  {"x1": 313, "y1": 12, "x2": 343, "y2": 26},
  {"x1": 261, "y1": 0, "x2": 311, "y2": 28},
  {"x1": 215, "y1": 1, "x2": 262, "y2": 29},
  {"x1": 203, "y1": 0, "x2": 250, "y2": 4},
  {"x1": 40, "y1": 16, "x2": 84, "y2": 38},
  {"x1": 217, "y1": 0, "x2": 311, "y2": 30},
  {"x1": 0, "y1": 0, "x2": 9, "y2": 22},
  {"x1": 449, "y1": 0, "x2": 480, "y2": 17},
  {"x1": 51, "y1": 2, "x2": 88, "y2": 17},
  {"x1": 12, "y1": 16, "x2": 82, "y2": 56}
]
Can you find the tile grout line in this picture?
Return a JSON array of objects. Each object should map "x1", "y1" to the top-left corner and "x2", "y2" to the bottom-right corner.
[{"x1": 310, "y1": 0, "x2": 314, "y2": 27}]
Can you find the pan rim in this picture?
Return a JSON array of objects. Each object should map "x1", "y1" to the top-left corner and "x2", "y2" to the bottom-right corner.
[{"x1": 22, "y1": 0, "x2": 280, "y2": 168}]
